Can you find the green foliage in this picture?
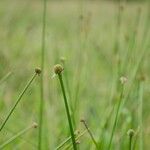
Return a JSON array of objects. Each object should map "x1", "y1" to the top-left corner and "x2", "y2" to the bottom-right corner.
[{"x1": 0, "y1": 0, "x2": 149, "y2": 149}]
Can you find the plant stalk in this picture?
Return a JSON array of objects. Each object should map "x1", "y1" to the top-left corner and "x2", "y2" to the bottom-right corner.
[
  {"x1": 58, "y1": 74, "x2": 77, "y2": 150},
  {"x1": 0, "y1": 73, "x2": 37, "y2": 133},
  {"x1": 38, "y1": 0, "x2": 47, "y2": 149}
]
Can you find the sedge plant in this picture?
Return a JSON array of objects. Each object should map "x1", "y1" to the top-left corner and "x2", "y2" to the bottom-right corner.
[
  {"x1": 0, "y1": 68, "x2": 41, "y2": 133},
  {"x1": 107, "y1": 76, "x2": 127, "y2": 150},
  {"x1": 38, "y1": 0, "x2": 47, "y2": 149},
  {"x1": 56, "y1": 129, "x2": 87, "y2": 150},
  {"x1": 64, "y1": 130, "x2": 87, "y2": 150},
  {"x1": 80, "y1": 119, "x2": 99, "y2": 150},
  {"x1": 54, "y1": 64, "x2": 77, "y2": 150},
  {"x1": 0, "y1": 122, "x2": 38, "y2": 149},
  {"x1": 0, "y1": 72, "x2": 12, "y2": 86},
  {"x1": 138, "y1": 76, "x2": 145, "y2": 150},
  {"x1": 127, "y1": 129, "x2": 135, "y2": 150}
]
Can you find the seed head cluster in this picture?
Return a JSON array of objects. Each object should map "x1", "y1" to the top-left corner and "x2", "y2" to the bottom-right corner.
[
  {"x1": 32, "y1": 122, "x2": 38, "y2": 128},
  {"x1": 120, "y1": 76, "x2": 127, "y2": 84},
  {"x1": 35, "y1": 68, "x2": 42, "y2": 75},
  {"x1": 127, "y1": 129, "x2": 135, "y2": 137},
  {"x1": 54, "y1": 64, "x2": 64, "y2": 74}
]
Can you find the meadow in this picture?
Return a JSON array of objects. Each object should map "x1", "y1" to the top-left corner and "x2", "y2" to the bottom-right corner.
[{"x1": 0, "y1": 0, "x2": 149, "y2": 149}]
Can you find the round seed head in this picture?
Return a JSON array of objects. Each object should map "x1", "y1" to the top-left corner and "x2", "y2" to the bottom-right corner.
[
  {"x1": 75, "y1": 130, "x2": 80, "y2": 135},
  {"x1": 35, "y1": 68, "x2": 42, "y2": 75},
  {"x1": 76, "y1": 140, "x2": 80, "y2": 144},
  {"x1": 60, "y1": 57, "x2": 66, "y2": 63},
  {"x1": 32, "y1": 122, "x2": 38, "y2": 128},
  {"x1": 120, "y1": 76, "x2": 127, "y2": 84},
  {"x1": 80, "y1": 119, "x2": 86, "y2": 123},
  {"x1": 127, "y1": 129, "x2": 135, "y2": 137},
  {"x1": 54, "y1": 64, "x2": 64, "y2": 74}
]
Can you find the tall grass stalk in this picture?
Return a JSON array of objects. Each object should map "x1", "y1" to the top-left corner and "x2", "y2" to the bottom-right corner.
[
  {"x1": 56, "y1": 130, "x2": 87, "y2": 150},
  {"x1": 129, "y1": 135, "x2": 132, "y2": 150},
  {"x1": 38, "y1": 0, "x2": 47, "y2": 149},
  {"x1": 60, "y1": 59, "x2": 76, "y2": 127},
  {"x1": 98, "y1": 107, "x2": 114, "y2": 149},
  {"x1": 127, "y1": 129, "x2": 135, "y2": 150},
  {"x1": 107, "y1": 77, "x2": 126, "y2": 150},
  {"x1": 64, "y1": 130, "x2": 87, "y2": 150},
  {"x1": 114, "y1": 1, "x2": 123, "y2": 55},
  {"x1": 122, "y1": 7, "x2": 141, "y2": 73},
  {"x1": 138, "y1": 80, "x2": 144, "y2": 150},
  {"x1": 80, "y1": 119, "x2": 99, "y2": 150},
  {"x1": 0, "y1": 69, "x2": 40, "y2": 133},
  {"x1": 0, "y1": 123, "x2": 38, "y2": 149},
  {"x1": 0, "y1": 72, "x2": 12, "y2": 85},
  {"x1": 54, "y1": 64, "x2": 77, "y2": 150},
  {"x1": 132, "y1": 128, "x2": 140, "y2": 150}
]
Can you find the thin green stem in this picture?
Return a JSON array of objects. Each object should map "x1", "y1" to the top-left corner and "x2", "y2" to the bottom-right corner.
[
  {"x1": 62, "y1": 130, "x2": 87, "y2": 150},
  {"x1": 58, "y1": 74, "x2": 77, "y2": 150},
  {"x1": 98, "y1": 107, "x2": 114, "y2": 149},
  {"x1": 0, "y1": 123, "x2": 37, "y2": 149},
  {"x1": 107, "y1": 84, "x2": 124, "y2": 150},
  {"x1": 132, "y1": 129, "x2": 139, "y2": 150},
  {"x1": 56, "y1": 130, "x2": 87, "y2": 150},
  {"x1": 38, "y1": 0, "x2": 47, "y2": 149},
  {"x1": 81, "y1": 120, "x2": 99, "y2": 150},
  {"x1": 0, "y1": 72, "x2": 12, "y2": 85},
  {"x1": 129, "y1": 136, "x2": 132, "y2": 150},
  {"x1": 139, "y1": 82, "x2": 144, "y2": 150},
  {"x1": 56, "y1": 136, "x2": 72, "y2": 150},
  {"x1": 0, "y1": 73, "x2": 37, "y2": 133}
]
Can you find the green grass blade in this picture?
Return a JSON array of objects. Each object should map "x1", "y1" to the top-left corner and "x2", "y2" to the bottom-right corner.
[
  {"x1": 38, "y1": 0, "x2": 47, "y2": 149},
  {"x1": 0, "y1": 72, "x2": 12, "y2": 85},
  {"x1": 0, "y1": 123, "x2": 38, "y2": 149},
  {"x1": 107, "y1": 80, "x2": 125, "y2": 150},
  {"x1": 0, "y1": 71, "x2": 39, "y2": 133},
  {"x1": 58, "y1": 73, "x2": 77, "y2": 150}
]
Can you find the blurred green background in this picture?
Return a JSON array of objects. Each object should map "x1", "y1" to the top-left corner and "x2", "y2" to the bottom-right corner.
[{"x1": 0, "y1": 0, "x2": 149, "y2": 149}]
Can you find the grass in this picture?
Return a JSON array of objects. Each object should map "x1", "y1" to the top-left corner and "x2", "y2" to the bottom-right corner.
[
  {"x1": 107, "y1": 77, "x2": 126, "y2": 150},
  {"x1": 54, "y1": 64, "x2": 77, "y2": 150},
  {"x1": 0, "y1": 0, "x2": 149, "y2": 149},
  {"x1": 80, "y1": 119, "x2": 99, "y2": 149},
  {"x1": 0, "y1": 122, "x2": 38, "y2": 149},
  {"x1": 127, "y1": 129, "x2": 135, "y2": 150},
  {"x1": 138, "y1": 79, "x2": 144, "y2": 150},
  {"x1": 0, "y1": 72, "x2": 12, "y2": 86},
  {"x1": 38, "y1": 0, "x2": 47, "y2": 149},
  {"x1": 55, "y1": 129, "x2": 87, "y2": 150},
  {"x1": 0, "y1": 69, "x2": 40, "y2": 133}
]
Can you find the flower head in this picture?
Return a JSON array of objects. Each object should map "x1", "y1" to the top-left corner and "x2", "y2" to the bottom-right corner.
[
  {"x1": 120, "y1": 76, "x2": 127, "y2": 84},
  {"x1": 127, "y1": 129, "x2": 135, "y2": 137},
  {"x1": 35, "y1": 68, "x2": 42, "y2": 75},
  {"x1": 54, "y1": 64, "x2": 64, "y2": 74},
  {"x1": 32, "y1": 122, "x2": 38, "y2": 128}
]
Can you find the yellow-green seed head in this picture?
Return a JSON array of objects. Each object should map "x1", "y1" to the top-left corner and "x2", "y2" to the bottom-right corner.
[
  {"x1": 76, "y1": 140, "x2": 80, "y2": 144},
  {"x1": 35, "y1": 68, "x2": 42, "y2": 75},
  {"x1": 80, "y1": 119, "x2": 86, "y2": 123},
  {"x1": 120, "y1": 76, "x2": 127, "y2": 84},
  {"x1": 127, "y1": 129, "x2": 135, "y2": 137},
  {"x1": 32, "y1": 122, "x2": 38, "y2": 128},
  {"x1": 75, "y1": 130, "x2": 80, "y2": 135},
  {"x1": 54, "y1": 64, "x2": 64, "y2": 74},
  {"x1": 60, "y1": 57, "x2": 66, "y2": 63}
]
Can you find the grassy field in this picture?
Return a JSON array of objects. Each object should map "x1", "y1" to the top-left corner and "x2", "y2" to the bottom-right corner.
[{"x1": 0, "y1": 0, "x2": 150, "y2": 149}]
